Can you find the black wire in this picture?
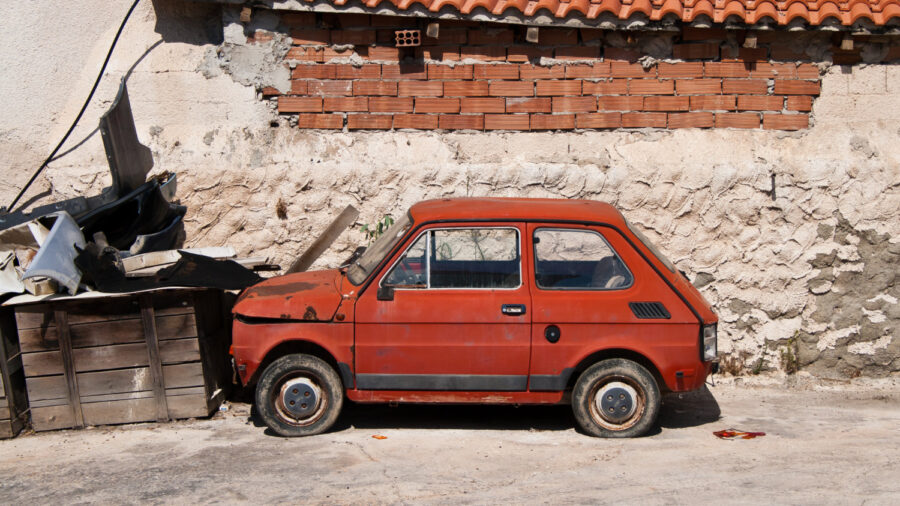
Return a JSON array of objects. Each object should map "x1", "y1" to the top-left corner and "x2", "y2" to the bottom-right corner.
[{"x1": 6, "y1": 0, "x2": 142, "y2": 214}]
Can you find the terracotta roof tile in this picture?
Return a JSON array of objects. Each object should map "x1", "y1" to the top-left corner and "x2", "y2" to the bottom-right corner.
[{"x1": 309, "y1": 0, "x2": 900, "y2": 26}]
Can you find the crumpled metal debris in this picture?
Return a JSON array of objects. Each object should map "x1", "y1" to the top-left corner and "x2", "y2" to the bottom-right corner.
[
  {"x1": 713, "y1": 428, "x2": 766, "y2": 440},
  {"x1": 21, "y1": 212, "x2": 86, "y2": 295}
]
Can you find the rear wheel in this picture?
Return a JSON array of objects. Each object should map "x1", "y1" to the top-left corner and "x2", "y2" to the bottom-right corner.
[
  {"x1": 572, "y1": 358, "x2": 660, "y2": 438},
  {"x1": 255, "y1": 354, "x2": 344, "y2": 437}
]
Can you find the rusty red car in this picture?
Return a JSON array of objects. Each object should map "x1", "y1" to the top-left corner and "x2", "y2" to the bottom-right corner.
[{"x1": 230, "y1": 198, "x2": 718, "y2": 437}]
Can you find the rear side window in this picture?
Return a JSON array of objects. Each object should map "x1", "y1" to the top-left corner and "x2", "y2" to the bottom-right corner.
[
  {"x1": 533, "y1": 228, "x2": 633, "y2": 290},
  {"x1": 382, "y1": 228, "x2": 521, "y2": 289}
]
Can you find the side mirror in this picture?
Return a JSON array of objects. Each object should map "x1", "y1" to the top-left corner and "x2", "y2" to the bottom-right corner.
[{"x1": 377, "y1": 285, "x2": 394, "y2": 301}]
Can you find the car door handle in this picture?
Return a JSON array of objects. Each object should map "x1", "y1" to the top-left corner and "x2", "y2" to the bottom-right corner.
[{"x1": 501, "y1": 304, "x2": 526, "y2": 315}]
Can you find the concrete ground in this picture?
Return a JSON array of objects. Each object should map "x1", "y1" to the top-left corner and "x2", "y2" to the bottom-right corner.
[{"x1": 1, "y1": 377, "x2": 899, "y2": 505}]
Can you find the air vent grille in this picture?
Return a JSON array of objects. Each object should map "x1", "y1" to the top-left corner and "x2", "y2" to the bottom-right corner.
[{"x1": 629, "y1": 302, "x2": 671, "y2": 319}]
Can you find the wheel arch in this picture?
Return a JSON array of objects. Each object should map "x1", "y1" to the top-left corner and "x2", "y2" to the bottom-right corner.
[
  {"x1": 250, "y1": 340, "x2": 351, "y2": 390},
  {"x1": 567, "y1": 348, "x2": 667, "y2": 393}
]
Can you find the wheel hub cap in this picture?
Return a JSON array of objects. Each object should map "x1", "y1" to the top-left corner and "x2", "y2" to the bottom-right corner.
[
  {"x1": 280, "y1": 378, "x2": 321, "y2": 419},
  {"x1": 595, "y1": 381, "x2": 638, "y2": 424}
]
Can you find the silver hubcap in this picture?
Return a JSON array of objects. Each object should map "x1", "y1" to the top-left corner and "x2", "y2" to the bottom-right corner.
[
  {"x1": 594, "y1": 381, "x2": 638, "y2": 424},
  {"x1": 278, "y1": 377, "x2": 322, "y2": 422}
]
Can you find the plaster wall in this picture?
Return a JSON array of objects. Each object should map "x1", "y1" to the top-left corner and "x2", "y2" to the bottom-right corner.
[{"x1": 0, "y1": 0, "x2": 897, "y2": 377}]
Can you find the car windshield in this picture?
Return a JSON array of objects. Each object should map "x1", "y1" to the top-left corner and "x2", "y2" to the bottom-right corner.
[
  {"x1": 625, "y1": 219, "x2": 677, "y2": 273},
  {"x1": 347, "y1": 212, "x2": 412, "y2": 285}
]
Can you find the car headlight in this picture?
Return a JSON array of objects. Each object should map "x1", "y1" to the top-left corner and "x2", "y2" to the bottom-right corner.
[{"x1": 702, "y1": 324, "x2": 717, "y2": 362}]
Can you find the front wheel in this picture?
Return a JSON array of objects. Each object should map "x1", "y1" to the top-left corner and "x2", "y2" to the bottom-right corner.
[
  {"x1": 255, "y1": 354, "x2": 344, "y2": 437},
  {"x1": 572, "y1": 358, "x2": 660, "y2": 438}
]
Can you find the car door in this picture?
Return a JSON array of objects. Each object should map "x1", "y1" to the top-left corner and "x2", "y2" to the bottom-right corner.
[
  {"x1": 526, "y1": 223, "x2": 698, "y2": 391},
  {"x1": 354, "y1": 223, "x2": 532, "y2": 391}
]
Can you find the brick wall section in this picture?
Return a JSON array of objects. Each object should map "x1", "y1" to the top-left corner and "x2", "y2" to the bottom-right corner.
[{"x1": 263, "y1": 15, "x2": 826, "y2": 131}]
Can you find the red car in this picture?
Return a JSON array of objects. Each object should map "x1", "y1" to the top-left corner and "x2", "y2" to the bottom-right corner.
[{"x1": 231, "y1": 198, "x2": 718, "y2": 437}]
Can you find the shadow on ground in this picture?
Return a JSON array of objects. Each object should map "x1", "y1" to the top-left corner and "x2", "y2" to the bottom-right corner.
[{"x1": 250, "y1": 385, "x2": 721, "y2": 437}]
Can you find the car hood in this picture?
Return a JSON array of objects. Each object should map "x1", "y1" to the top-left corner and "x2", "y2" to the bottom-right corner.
[{"x1": 232, "y1": 269, "x2": 344, "y2": 321}]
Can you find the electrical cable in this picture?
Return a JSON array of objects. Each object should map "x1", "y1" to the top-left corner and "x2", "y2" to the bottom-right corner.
[{"x1": 6, "y1": 0, "x2": 142, "y2": 214}]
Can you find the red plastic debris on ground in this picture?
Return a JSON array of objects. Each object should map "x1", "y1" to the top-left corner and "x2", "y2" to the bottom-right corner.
[{"x1": 713, "y1": 429, "x2": 766, "y2": 440}]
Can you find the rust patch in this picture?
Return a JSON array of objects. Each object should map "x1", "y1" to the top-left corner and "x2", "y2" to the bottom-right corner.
[
  {"x1": 244, "y1": 281, "x2": 317, "y2": 299},
  {"x1": 280, "y1": 314, "x2": 292, "y2": 319},
  {"x1": 303, "y1": 306, "x2": 318, "y2": 320}
]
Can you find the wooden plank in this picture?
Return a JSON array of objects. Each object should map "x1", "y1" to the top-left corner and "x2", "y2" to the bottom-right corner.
[
  {"x1": 31, "y1": 404, "x2": 76, "y2": 432},
  {"x1": 55, "y1": 309, "x2": 84, "y2": 428},
  {"x1": 14, "y1": 305, "x2": 55, "y2": 330},
  {"x1": 82, "y1": 398, "x2": 157, "y2": 426},
  {"x1": 141, "y1": 295, "x2": 169, "y2": 422},
  {"x1": 0, "y1": 420, "x2": 13, "y2": 439},
  {"x1": 21, "y1": 350, "x2": 64, "y2": 376},
  {"x1": 26, "y1": 374, "x2": 68, "y2": 402},
  {"x1": 35, "y1": 338, "x2": 200, "y2": 374},
  {"x1": 25, "y1": 363, "x2": 204, "y2": 402},
  {"x1": 167, "y1": 393, "x2": 212, "y2": 419},
  {"x1": 287, "y1": 204, "x2": 359, "y2": 273},
  {"x1": 0, "y1": 404, "x2": 9, "y2": 419},
  {"x1": 18, "y1": 313, "x2": 198, "y2": 352}
]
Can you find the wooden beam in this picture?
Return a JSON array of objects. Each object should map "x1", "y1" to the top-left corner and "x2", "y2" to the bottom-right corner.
[
  {"x1": 54, "y1": 309, "x2": 84, "y2": 428},
  {"x1": 286, "y1": 204, "x2": 359, "y2": 274},
  {"x1": 140, "y1": 295, "x2": 169, "y2": 422}
]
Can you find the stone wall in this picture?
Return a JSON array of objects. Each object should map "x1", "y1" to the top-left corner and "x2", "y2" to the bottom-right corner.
[{"x1": 1, "y1": 0, "x2": 898, "y2": 378}]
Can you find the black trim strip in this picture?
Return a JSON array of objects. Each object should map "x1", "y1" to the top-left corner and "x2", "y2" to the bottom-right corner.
[
  {"x1": 356, "y1": 218, "x2": 702, "y2": 325},
  {"x1": 529, "y1": 368, "x2": 575, "y2": 391},
  {"x1": 356, "y1": 374, "x2": 527, "y2": 391},
  {"x1": 337, "y1": 362, "x2": 355, "y2": 389}
]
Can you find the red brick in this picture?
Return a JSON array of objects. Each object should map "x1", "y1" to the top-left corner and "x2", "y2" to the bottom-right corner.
[
  {"x1": 681, "y1": 27, "x2": 727, "y2": 41},
  {"x1": 331, "y1": 30, "x2": 376, "y2": 45},
  {"x1": 770, "y1": 45, "x2": 806, "y2": 62},
  {"x1": 353, "y1": 81, "x2": 397, "y2": 96},
  {"x1": 774, "y1": 80, "x2": 820, "y2": 95},
  {"x1": 715, "y1": 113, "x2": 761, "y2": 129},
  {"x1": 554, "y1": 46, "x2": 601, "y2": 61},
  {"x1": 416, "y1": 46, "x2": 460, "y2": 61},
  {"x1": 763, "y1": 114, "x2": 809, "y2": 130},
  {"x1": 722, "y1": 79, "x2": 768, "y2": 94},
  {"x1": 507, "y1": 47, "x2": 552, "y2": 63},
  {"x1": 368, "y1": 97, "x2": 413, "y2": 112},
  {"x1": 599, "y1": 96, "x2": 643, "y2": 111},
  {"x1": 552, "y1": 97, "x2": 596, "y2": 113},
  {"x1": 322, "y1": 47, "x2": 354, "y2": 61},
  {"x1": 248, "y1": 31, "x2": 274, "y2": 44},
  {"x1": 675, "y1": 79, "x2": 722, "y2": 95},
  {"x1": 439, "y1": 114, "x2": 484, "y2": 130},
  {"x1": 289, "y1": 81, "x2": 307, "y2": 95},
  {"x1": 369, "y1": 15, "x2": 417, "y2": 28},
  {"x1": 392, "y1": 114, "x2": 438, "y2": 129},
  {"x1": 424, "y1": 28, "x2": 467, "y2": 45},
  {"x1": 291, "y1": 29, "x2": 330, "y2": 45},
  {"x1": 885, "y1": 45, "x2": 900, "y2": 62},
  {"x1": 604, "y1": 48, "x2": 641, "y2": 62},
  {"x1": 347, "y1": 114, "x2": 392, "y2": 130},
  {"x1": 459, "y1": 46, "x2": 506, "y2": 61},
  {"x1": 335, "y1": 64, "x2": 381, "y2": 79},
  {"x1": 796, "y1": 64, "x2": 819, "y2": 80},
  {"x1": 489, "y1": 81, "x2": 534, "y2": 97},
  {"x1": 297, "y1": 114, "x2": 343, "y2": 129},
  {"x1": 324, "y1": 97, "x2": 368, "y2": 112},
  {"x1": 642, "y1": 96, "x2": 689, "y2": 111},
  {"x1": 262, "y1": 86, "x2": 282, "y2": 96},
  {"x1": 460, "y1": 98, "x2": 505, "y2": 113},
  {"x1": 364, "y1": 46, "x2": 400, "y2": 61},
  {"x1": 536, "y1": 80, "x2": 582, "y2": 96},
  {"x1": 749, "y1": 62, "x2": 797, "y2": 79},
  {"x1": 737, "y1": 95, "x2": 784, "y2": 111},
  {"x1": 443, "y1": 81, "x2": 489, "y2": 97},
  {"x1": 326, "y1": 13, "x2": 370, "y2": 28},
  {"x1": 565, "y1": 63, "x2": 611, "y2": 79},
  {"x1": 427, "y1": 64, "x2": 473, "y2": 80},
  {"x1": 622, "y1": 113, "x2": 667, "y2": 128},
  {"x1": 473, "y1": 65, "x2": 519, "y2": 80},
  {"x1": 309, "y1": 80, "x2": 353, "y2": 96},
  {"x1": 398, "y1": 81, "x2": 443, "y2": 97},
  {"x1": 382, "y1": 64, "x2": 427, "y2": 80},
  {"x1": 580, "y1": 29, "x2": 603, "y2": 42},
  {"x1": 740, "y1": 47, "x2": 769, "y2": 61},
  {"x1": 690, "y1": 95, "x2": 736, "y2": 111},
  {"x1": 468, "y1": 28, "x2": 513, "y2": 45},
  {"x1": 375, "y1": 29, "x2": 396, "y2": 45},
  {"x1": 539, "y1": 28, "x2": 578, "y2": 46},
  {"x1": 278, "y1": 97, "x2": 322, "y2": 113},
  {"x1": 286, "y1": 47, "x2": 323, "y2": 62},
  {"x1": 484, "y1": 114, "x2": 530, "y2": 130},
  {"x1": 832, "y1": 50, "x2": 862, "y2": 66},
  {"x1": 415, "y1": 98, "x2": 460, "y2": 113},
  {"x1": 292, "y1": 65, "x2": 336, "y2": 79},
  {"x1": 658, "y1": 62, "x2": 704, "y2": 78},
  {"x1": 506, "y1": 97, "x2": 551, "y2": 113},
  {"x1": 786, "y1": 96, "x2": 813, "y2": 112},
  {"x1": 705, "y1": 62, "x2": 751, "y2": 78},
  {"x1": 668, "y1": 112, "x2": 714, "y2": 128},
  {"x1": 282, "y1": 12, "x2": 316, "y2": 26},
  {"x1": 530, "y1": 114, "x2": 575, "y2": 130},
  {"x1": 519, "y1": 65, "x2": 566, "y2": 79},
  {"x1": 583, "y1": 80, "x2": 628, "y2": 95},
  {"x1": 575, "y1": 112, "x2": 622, "y2": 129},
  {"x1": 609, "y1": 61, "x2": 656, "y2": 78},
  {"x1": 630, "y1": 79, "x2": 675, "y2": 95},
  {"x1": 673, "y1": 43, "x2": 720, "y2": 60}
]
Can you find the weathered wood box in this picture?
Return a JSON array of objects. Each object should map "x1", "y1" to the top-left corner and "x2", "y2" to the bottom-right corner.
[
  {"x1": 10, "y1": 288, "x2": 231, "y2": 432},
  {"x1": 0, "y1": 308, "x2": 28, "y2": 438}
]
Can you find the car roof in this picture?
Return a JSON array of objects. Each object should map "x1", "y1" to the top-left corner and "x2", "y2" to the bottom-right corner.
[{"x1": 408, "y1": 198, "x2": 627, "y2": 226}]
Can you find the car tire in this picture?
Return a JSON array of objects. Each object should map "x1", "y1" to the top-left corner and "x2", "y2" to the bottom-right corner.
[
  {"x1": 255, "y1": 354, "x2": 344, "y2": 437},
  {"x1": 572, "y1": 358, "x2": 660, "y2": 438}
]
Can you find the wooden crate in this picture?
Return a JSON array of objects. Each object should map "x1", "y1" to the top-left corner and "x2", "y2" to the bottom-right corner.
[
  {"x1": 0, "y1": 308, "x2": 28, "y2": 438},
  {"x1": 14, "y1": 289, "x2": 231, "y2": 432}
]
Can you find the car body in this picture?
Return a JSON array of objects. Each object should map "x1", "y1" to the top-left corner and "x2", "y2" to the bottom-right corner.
[{"x1": 231, "y1": 198, "x2": 718, "y2": 437}]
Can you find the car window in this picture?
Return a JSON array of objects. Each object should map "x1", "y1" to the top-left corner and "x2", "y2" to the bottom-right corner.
[
  {"x1": 382, "y1": 227, "x2": 521, "y2": 289},
  {"x1": 533, "y1": 228, "x2": 633, "y2": 290},
  {"x1": 347, "y1": 213, "x2": 412, "y2": 285}
]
